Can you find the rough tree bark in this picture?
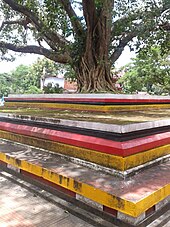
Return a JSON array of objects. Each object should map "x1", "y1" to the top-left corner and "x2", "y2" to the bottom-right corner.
[{"x1": 75, "y1": 0, "x2": 115, "y2": 92}]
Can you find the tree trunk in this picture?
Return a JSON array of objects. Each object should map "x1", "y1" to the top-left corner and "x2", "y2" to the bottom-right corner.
[
  {"x1": 75, "y1": 0, "x2": 116, "y2": 93},
  {"x1": 76, "y1": 56, "x2": 116, "y2": 93}
]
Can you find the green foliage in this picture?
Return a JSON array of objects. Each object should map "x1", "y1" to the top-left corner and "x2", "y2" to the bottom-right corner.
[
  {"x1": 43, "y1": 83, "x2": 63, "y2": 94},
  {"x1": 24, "y1": 85, "x2": 42, "y2": 94},
  {"x1": 0, "y1": 57, "x2": 72, "y2": 95},
  {"x1": 111, "y1": 0, "x2": 170, "y2": 54},
  {"x1": 0, "y1": 0, "x2": 169, "y2": 92},
  {"x1": 11, "y1": 65, "x2": 30, "y2": 93},
  {"x1": 0, "y1": 64, "x2": 42, "y2": 95},
  {"x1": 0, "y1": 0, "x2": 169, "y2": 61},
  {"x1": 0, "y1": 73, "x2": 12, "y2": 96},
  {"x1": 31, "y1": 57, "x2": 63, "y2": 78},
  {"x1": 119, "y1": 47, "x2": 170, "y2": 95}
]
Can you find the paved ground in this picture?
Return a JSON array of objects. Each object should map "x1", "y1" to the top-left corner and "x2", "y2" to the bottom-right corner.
[
  {"x1": 0, "y1": 139, "x2": 169, "y2": 215},
  {"x1": 0, "y1": 170, "x2": 117, "y2": 227},
  {"x1": 0, "y1": 168, "x2": 170, "y2": 227}
]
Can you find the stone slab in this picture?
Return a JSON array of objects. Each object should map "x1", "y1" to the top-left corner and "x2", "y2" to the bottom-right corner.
[
  {"x1": 7, "y1": 93, "x2": 170, "y2": 100},
  {"x1": 0, "y1": 113, "x2": 170, "y2": 134}
]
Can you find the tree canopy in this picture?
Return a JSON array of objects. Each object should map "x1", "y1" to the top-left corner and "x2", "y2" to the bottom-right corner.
[
  {"x1": 119, "y1": 47, "x2": 170, "y2": 95},
  {"x1": 0, "y1": 0, "x2": 169, "y2": 92},
  {"x1": 0, "y1": 58, "x2": 61, "y2": 95},
  {"x1": 0, "y1": 57, "x2": 75, "y2": 95},
  {"x1": 0, "y1": 64, "x2": 41, "y2": 95}
]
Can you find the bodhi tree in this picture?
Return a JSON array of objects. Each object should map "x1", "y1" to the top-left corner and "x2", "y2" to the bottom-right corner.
[{"x1": 0, "y1": 0, "x2": 169, "y2": 92}]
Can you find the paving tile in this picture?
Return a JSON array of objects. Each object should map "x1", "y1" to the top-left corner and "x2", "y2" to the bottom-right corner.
[{"x1": 0, "y1": 171, "x2": 103, "y2": 227}]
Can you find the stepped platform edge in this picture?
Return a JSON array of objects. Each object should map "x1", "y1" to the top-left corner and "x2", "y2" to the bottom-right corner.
[
  {"x1": 1, "y1": 113, "x2": 170, "y2": 134},
  {"x1": 6, "y1": 93, "x2": 170, "y2": 100},
  {"x1": 5, "y1": 94, "x2": 170, "y2": 105},
  {"x1": 0, "y1": 114, "x2": 169, "y2": 175},
  {"x1": 0, "y1": 139, "x2": 169, "y2": 226},
  {"x1": 0, "y1": 94, "x2": 170, "y2": 225},
  {"x1": 4, "y1": 94, "x2": 170, "y2": 112}
]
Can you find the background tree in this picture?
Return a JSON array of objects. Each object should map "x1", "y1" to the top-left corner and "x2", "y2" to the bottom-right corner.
[
  {"x1": 11, "y1": 64, "x2": 30, "y2": 93},
  {"x1": 0, "y1": 0, "x2": 169, "y2": 92},
  {"x1": 119, "y1": 47, "x2": 170, "y2": 95},
  {"x1": 0, "y1": 72, "x2": 13, "y2": 96},
  {"x1": 30, "y1": 57, "x2": 68, "y2": 86},
  {"x1": 0, "y1": 64, "x2": 42, "y2": 94},
  {"x1": 43, "y1": 83, "x2": 64, "y2": 94},
  {"x1": 0, "y1": 57, "x2": 69, "y2": 95}
]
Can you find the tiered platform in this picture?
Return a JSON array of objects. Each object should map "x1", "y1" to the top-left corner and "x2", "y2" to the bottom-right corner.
[
  {"x1": 0, "y1": 94, "x2": 170, "y2": 225},
  {"x1": 0, "y1": 114, "x2": 169, "y2": 176},
  {"x1": 5, "y1": 94, "x2": 170, "y2": 111},
  {"x1": 0, "y1": 139, "x2": 170, "y2": 225}
]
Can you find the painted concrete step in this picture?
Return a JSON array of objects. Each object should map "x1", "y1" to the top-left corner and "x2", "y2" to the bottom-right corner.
[
  {"x1": 0, "y1": 139, "x2": 169, "y2": 225},
  {"x1": 6, "y1": 93, "x2": 170, "y2": 104},
  {"x1": 1, "y1": 169, "x2": 169, "y2": 227},
  {"x1": 0, "y1": 120, "x2": 169, "y2": 171},
  {"x1": 0, "y1": 114, "x2": 170, "y2": 141},
  {"x1": 5, "y1": 93, "x2": 170, "y2": 112}
]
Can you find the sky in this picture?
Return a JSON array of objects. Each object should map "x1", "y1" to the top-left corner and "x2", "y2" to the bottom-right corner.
[
  {"x1": 0, "y1": 47, "x2": 136, "y2": 74},
  {"x1": 0, "y1": 54, "x2": 41, "y2": 73}
]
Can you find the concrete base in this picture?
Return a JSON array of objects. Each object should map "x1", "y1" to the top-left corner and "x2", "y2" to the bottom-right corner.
[
  {"x1": 4, "y1": 93, "x2": 170, "y2": 112},
  {"x1": 0, "y1": 139, "x2": 170, "y2": 225},
  {"x1": 0, "y1": 120, "x2": 169, "y2": 174}
]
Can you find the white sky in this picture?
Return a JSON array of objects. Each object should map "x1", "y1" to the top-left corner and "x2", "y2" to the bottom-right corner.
[
  {"x1": 0, "y1": 54, "x2": 41, "y2": 73},
  {"x1": 0, "y1": 47, "x2": 135, "y2": 74}
]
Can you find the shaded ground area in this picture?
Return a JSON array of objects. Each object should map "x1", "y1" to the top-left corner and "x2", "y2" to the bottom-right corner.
[
  {"x1": 0, "y1": 170, "x2": 170, "y2": 227},
  {"x1": 0, "y1": 139, "x2": 170, "y2": 203},
  {"x1": 0, "y1": 170, "x2": 115, "y2": 227},
  {"x1": 0, "y1": 107, "x2": 170, "y2": 124},
  {"x1": 0, "y1": 140, "x2": 170, "y2": 227}
]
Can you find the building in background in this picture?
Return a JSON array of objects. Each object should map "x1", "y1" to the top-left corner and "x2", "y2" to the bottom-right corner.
[{"x1": 40, "y1": 69, "x2": 77, "y2": 93}]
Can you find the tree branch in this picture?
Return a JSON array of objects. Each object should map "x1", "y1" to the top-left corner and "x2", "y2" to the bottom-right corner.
[
  {"x1": 59, "y1": 0, "x2": 84, "y2": 36},
  {"x1": 0, "y1": 18, "x2": 60, "y2": 52},
  {"x1": 2, "y1": 0, "x2": 68, "y2": 48},
  {"x1": 0, "y1": 18, "x2": 31, "y2": 31},
  {"x1": 159, "y1": 22, "x2": 170, "y2": 31},
  {"x1": 82, "y1": 0, "x2": 98, "y2": 29},
  {"x1": 110, "y1": 32, "x2": 136, "y2": 63},
  {"x1": 0, "y1": 41, "x2": 71, "y2": 63},
  {"x1": 110, "y1": 3, "x2": 170, "y2": 64},
  {"x1": 112, "y1": 4, "x2": 170, "y2": 35}
]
